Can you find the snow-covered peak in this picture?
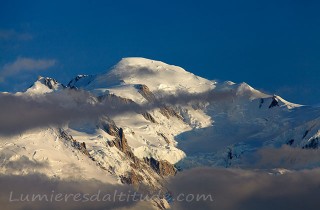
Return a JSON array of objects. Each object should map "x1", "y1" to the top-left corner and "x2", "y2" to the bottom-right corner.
[
  {"x1": 25, "y1": 76, "x2": 63, "y2": 94},
  {"x1": 235, "y1": 82, "x2": 270, "y2": 100},
  {"x1": 111, "y1": 57, "x2": 188, "y2": 75},
  {"x1": 84, "y1": 57, "x2": 215, "y2": 95},
  {"x1": 214, "y1": 81, "x2": 269, "y2": 100}
]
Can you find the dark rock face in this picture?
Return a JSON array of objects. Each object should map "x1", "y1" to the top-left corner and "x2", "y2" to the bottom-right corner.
[
  {"x1": 100, "y1": 119, "x2": 119, "y2": 136},
  {"x1": 144, "y1": 157, "x2": 177, "y2": 176},
  {"x1": 107, "y1": 127, "x2": 139, "y2": 163},
  {"x1": 43, "y1": 77, "x2": 58, "y2": 89},
  {"x1": 224, "y1": 147, "x2": 244, "y2": 168},
  {"x1": 120, "y1": 171, "x2": 144, "y2": 185},
  {"x1": 159, "y1": 106, "x2": 184, "y2": 121},
  {"x1": 135, "y1": 84, "x2": 183, "y2": 122},
  {"x1": 269, "y1": 96, "x2": 279, "y2": 108},
  {"x1": 157, "y1": 132, "x2": 170, "y2": 144},
  {"x1": 67, "y1": 74, "x2": 95, "y2": 89},
  {"x1": 59, "y1": 129, "x2": 91, "y2": 158},
  {"x1": 142, "y1": 112, "x2": 157, "y2": 123},
  {"x1": 106, "y1": 140, "x2": 115, "y2": 147},
  {"x1": 303, "y1": 130, "x2": 309, "y2": 139},
  {"x1": 98, "y1": 93, "x2": 135, "y2": 105},
  {"x1": 80, "y1": 142, "x2": 86, "y2": 149},
  {"x1": 303, "y1": 137, "x2": 319, "y2": 149},
  {"x1": 116, "y1": 128, "x2": 130, "y2": 153},
  {"x1": 135, "y1": 84, "x2": 156, "y2": 102},
  {"x1": 286, "y1": 139, "x2": 295, "y2": 146},
  {"x1": 259, "y1": 98, "x2": 264, "y2": 108}
]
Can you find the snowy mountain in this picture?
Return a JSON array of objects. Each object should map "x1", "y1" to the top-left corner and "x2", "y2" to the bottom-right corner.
[
  {"x1": 25, "y1": 76, "x2": 64, "y2": 94},
  {"x1": 1, "y1": 57, "x2": 320, "y2": 209}
]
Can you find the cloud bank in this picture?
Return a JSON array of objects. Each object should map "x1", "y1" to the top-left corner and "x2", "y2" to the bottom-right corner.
[
  {"x1": 168, "y1": 167, "x2": 320, "y2": 210},
  {"x1": 248, "y1": 145, "x2": 320, "y2": 169},
  {"x1": 0, "y1": 89, "x2": 234, "y2": 136},
  {"x1": 0, "y1": 173, "x2": 145, "y2": 210}
]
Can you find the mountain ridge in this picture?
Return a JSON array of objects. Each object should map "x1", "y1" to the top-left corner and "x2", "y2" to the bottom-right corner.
[{"x1": 1, "y1": 57, "x2": 320, "y2": 209}]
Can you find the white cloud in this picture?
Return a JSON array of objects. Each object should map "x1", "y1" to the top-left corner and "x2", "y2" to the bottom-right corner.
[{"x1": 0, "y1": 57, "x2": 56, "y2": 79}]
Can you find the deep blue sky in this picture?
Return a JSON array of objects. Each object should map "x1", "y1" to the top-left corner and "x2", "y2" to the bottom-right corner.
[{"x1": 0, "y1": 0, "x2": 319, "y2": 105}]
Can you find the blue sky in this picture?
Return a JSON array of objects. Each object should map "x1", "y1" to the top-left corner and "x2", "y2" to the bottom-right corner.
[{"x1": 0, "y1": 0, "x2": 319, "y2": 105}]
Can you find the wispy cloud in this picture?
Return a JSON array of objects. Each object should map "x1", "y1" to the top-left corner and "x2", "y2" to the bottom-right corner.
[
  {"x1": 0, "y1": 29, "x2": 33, "y2": 41},
  {"x1": 0, "y1": 57, "x2": 56, "y2": 80}
]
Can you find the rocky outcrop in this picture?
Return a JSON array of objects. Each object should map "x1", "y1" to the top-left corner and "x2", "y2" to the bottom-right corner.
[
  {"x1": 259, "y1": 98, "x2": 264, "y2": 108},
  {"x1": 159, "y1": 106, "x2": 184, "y2": 121},
  {"x1": 107, "y1": 127, "x2": 176, "y2": 190},
  {"x1": 142, "y1": 112, "x2": 157, "y2": 123},
  {"x1": 303, "y1": 137, "x2": 319, "y2": 149},
  {"x1": 59, "y1": 129, "x2": 92, "y2": 159},
  {"x1": 303, "y1": 130, "x2": 310, "y2": 139},
  {"x1": 106, "y1": 140, "x2": 115, "y2": 147},
  {"x1": 144, "y1": 157, "x2": 177, "y2": 176},
  {"x1": 106, "y1": 127, "x2": 139, "y2": 163},
  {"x1": 135, "y1": 84, "x2": 183, "y2": 122},
  {"x1": 99, "y1": 118, "x2": 119, "y2": 136},
  {"x1": 98, "y1": 93, "x2": 135, "y2": 105},
  {"x1": 67, "y1": 74, "x2": 95, "y2": 89},
  {"x1": 135, "y1": 84, "x2": 156, "y2": 102},
  {"x1": 115, "y1": 128, "x2": 130, "y2": 153},
  {"x1": 120, "y1": 170, "x2": 144, "y2": 185},
  {"x1": 157, "y1": 132, "x2": 170, "y2": 144},
  {"x1": 269, "y1": 96, "x2": 279, "y2": 108},
  {"x1": 42, "y1": 77, "x2": 59, "y2": 89}
]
